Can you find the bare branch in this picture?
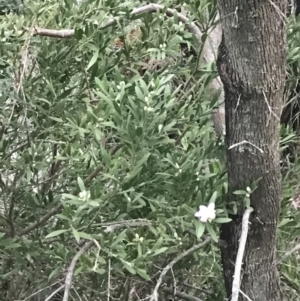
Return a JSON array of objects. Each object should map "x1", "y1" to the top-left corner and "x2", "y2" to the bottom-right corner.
[
  {"x1": 62, "y1": 219, "x2": 151, "y2": 301},
  {"x1": 33, "y1": 4, "x2": 202, "y2": 43},
  {"x1": 18, "y1": 203, "x2": 62, "y2": 236},
  {"x1": 150, "y1": 237, "x2": 211, "y2": 301},
  {"x1": 277, "y1": 242, "x2": 300, "y2": 265},
  {"x1": 163, "y1": 287, "x2": 204, "y2": 301},
  {"x1": 102, "y1": 219, "x2": 152, "y2": 232},
  {"x1": 63, "y1": 241, "x2": 94, "y2": 301},
  {"x1": 44, "y1": 285, "x2": 65, "y2": 301},
  {"x1": 231, "y1": 207, "x2": 254, "y2": 301}
]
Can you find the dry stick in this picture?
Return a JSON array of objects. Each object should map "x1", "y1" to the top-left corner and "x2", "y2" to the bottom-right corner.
[
  {"x1": 231, "y1": 207, "x2": 254, "y2": 301},
  {"x1": 62, "y1": 219, "x2": 151, "y2": 301},
  {"x1": 44, "y1": 284, "x2": 65, "y2": 301},
  {"x1": 149, "y1": 237, "x2": 211, "y2": 301},
  {"x1": 33, "y1": 3, "x2": 202, "y2": 45},
  {"x1": 63, "y1": 240, "x2": 94, "y2": 301},
  {"x1": 163, "y1": 287, "x2": 203, "y2": 301}
]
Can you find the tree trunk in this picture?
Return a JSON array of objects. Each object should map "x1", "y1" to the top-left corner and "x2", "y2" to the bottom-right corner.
[{"x1": 216, "y1": 1, "x2": 286, "y2": 301}]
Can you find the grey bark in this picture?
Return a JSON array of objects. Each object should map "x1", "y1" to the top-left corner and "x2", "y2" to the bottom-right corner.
[{"x1": 216, "y1": 1, "x2": 286, "y2": 301}]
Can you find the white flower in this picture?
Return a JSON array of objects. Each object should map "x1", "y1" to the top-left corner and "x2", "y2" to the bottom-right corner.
[
  {"x1": 79, "y1": 190, "x2": 91, "y2": 201},
  {"x1": 194, "y1": 203, "x2": 216, "y2": 223}
]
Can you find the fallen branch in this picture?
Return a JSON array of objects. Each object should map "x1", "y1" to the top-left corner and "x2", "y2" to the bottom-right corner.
[
  {"x1": 149, "y1": 237, "x2": 211, "y2": 301},
  {"x1": 231, "y1": 207, "x2": 254, "y2": 301},
  {"x1": 62, "y1": 219, "x2": 151, "y2": 301}
]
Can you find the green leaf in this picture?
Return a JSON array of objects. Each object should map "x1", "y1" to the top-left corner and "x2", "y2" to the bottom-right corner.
[
  {"x1": 206, "y1": 224, "x2": 218, "y2": 243},
  {"x1": 209, "y1": 191, "x2": 218, "y2": 203},
  {"x1": 94, "y1": 268, "x2": 106, "y2": 275},
  {"x1": 152, "y1": 247, "x2": 168, "y2": 256},
  {"x1": 151, "y1": 236, "x2": 163, "y2": 251},
  {"x1": 195, "y1": 222, "x2": 205, "y2": 239},
  {"x1": 49, "y1": 116, "x2": 64, "y2": 123},
  {"x1": 45, "y1": 229, "x2": 68, "y2": 239},
  {"x1": 122, "y1": 261, "x2": 136, "y2": 275},
  {"x1": 88, "y1": 200, "x2": 100, "y2": 207},
  {"x1": 5, "y1": 243, "x2": 21, "y2": 249},
  {"x1": 72, "y1": 228, "x2": 80, "y2": 243},
  {"x1": 135, "y1": 86, "x2": 144, "y2": 101},
  {"x1": 74, "y1": 267, "x2": 83, "y2": 276},
  {"x1": 77, "y1": 232, "x2": 93, "y2": 240},
  {"x1": 233, "y1": 190, "x2": 246, "y2": 195},
  {"x1": 214, "y1": 218, "x2": 232, "y2": 224},
  {"x1": 62, "y1": 194, "x2": 80, "y2": 201},
  {"x1": 136, "y1": 268, "x2": 151, "y2": 280},
  {"x1": 77, "y1": 177, "x2": 85, "y2": 191},
  {"x1": 87, "y1": 50, "x2": 99, "y2": 70}
]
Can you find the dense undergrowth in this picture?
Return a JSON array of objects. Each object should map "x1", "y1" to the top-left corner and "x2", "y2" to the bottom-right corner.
[{"x1": 0, "y1": 0, "x2": 299, "y2": 300}]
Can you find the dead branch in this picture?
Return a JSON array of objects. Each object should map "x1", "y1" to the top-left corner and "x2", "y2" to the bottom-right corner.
[
  {"x1": 44, "y1": 284, "x2": 65, "y2": 301},
  {"x1": 163, "y1": 287, "x2": 204, "y2": 301},
  {"x1": 33, "y1": 4, "x2": 202, "y2": 43},
  {"x1": 231, "y1": 207, "x2": 254, "y2": 301},
  {"x1": 150, "y1": 237, "x2": 211, "y2": 301},
  {"x1": 62, "y1": 219, "x2": 151, "y2": 301}
]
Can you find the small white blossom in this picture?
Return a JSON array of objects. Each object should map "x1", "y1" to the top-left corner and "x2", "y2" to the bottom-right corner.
[
  {"x1": 144, "y1": 106, "x2": 155, "y2": 112},
  {"x1": 246, "y1": 193, "x2": 250, "y2": 198},
  {"x1": 79, "y1": 190, "x2": 91, "y2": 201},
  {"x1": 194, "y1": 203, "x2": 216, "y2": 223},
  {"x1": 246, "y1": 187, "x2": 251, "y2": 193}
]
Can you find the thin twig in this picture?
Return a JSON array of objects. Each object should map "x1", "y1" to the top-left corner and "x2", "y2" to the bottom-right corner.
[
  {"x1": 163, "y1": 287, "x2": 204, "y2": 301},
  {"x1": 231, "y1": 207, "x2": 254, "y2": 301},
  {"x1": 45, "y1": 284, "x2": 65, "y2": 301},
  {"x1": 228, "y1": 140, "x2": 263, "y2": 153},
  {"x1": 62, "y1": 219, "x2": 151, "y2": 301},
  {"x1": 62, "y1": 241, "x2": 94, "y2": 301},
  {"x1": 150, "y1": 237, "x2": 211, "y2": 301},
  {"x1": 19, "y1": 279, "x2": 62, "y2": 301},
  {"x1": 277, "y1": 242, "x2": 300, "y2": 265}
]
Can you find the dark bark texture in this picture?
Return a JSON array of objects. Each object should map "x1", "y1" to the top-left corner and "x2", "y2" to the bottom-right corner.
[{"x1": 216, "y1": 1, "x2": 286, "y2": 301}]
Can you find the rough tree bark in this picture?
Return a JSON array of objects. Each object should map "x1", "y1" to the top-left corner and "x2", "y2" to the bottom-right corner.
[{"x1": 216, "y1": 1, "x2": 286, "y2": 301}]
